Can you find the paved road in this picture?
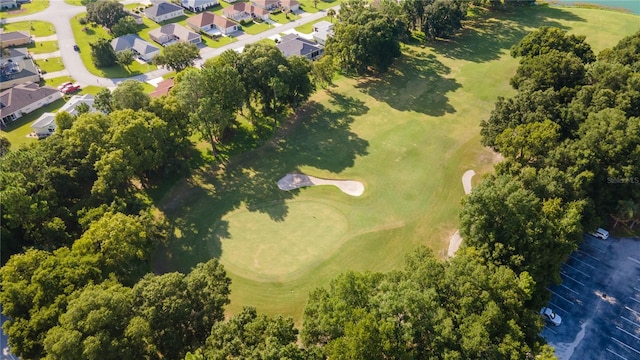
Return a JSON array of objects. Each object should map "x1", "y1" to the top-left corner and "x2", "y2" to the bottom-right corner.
[{"x1": 6, "y1": 0, "x2": 338, "y2": 87}]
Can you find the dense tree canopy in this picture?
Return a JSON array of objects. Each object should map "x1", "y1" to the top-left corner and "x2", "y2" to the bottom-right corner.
[
  {"x1": 86, "y1": 0, "x2": 127, "y2": 29},
  {"x1": 90, "y1": 38, "x2": 117, "y2": 68},
  {"x1": 154, "y1": 41, "x2": 201, "y2": 72},
  {"x1": 510, "y1": 26, "x2": 596, "y2": 64}
]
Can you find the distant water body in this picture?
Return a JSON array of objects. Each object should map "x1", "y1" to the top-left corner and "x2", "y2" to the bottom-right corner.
[{"x1": 550, "y1": 0, "x2": 640, "y2": 14}]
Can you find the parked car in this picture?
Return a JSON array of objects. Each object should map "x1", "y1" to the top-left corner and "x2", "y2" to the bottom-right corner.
[
  {"x1": 540, "y1": 307, "x2": 562, "y2": 326},
  {"x1": 61, "y1": 84, "x2": 81, "y2": 94},
  {"x1": 589, "y1": 228, "x2": 610, "y2": 240},
  {"x1": 73, "y1": 44, "x2": 79, "y2": 51},
  {"x1": 57, "y1": 81, "x2": 73, "y2": 91}
]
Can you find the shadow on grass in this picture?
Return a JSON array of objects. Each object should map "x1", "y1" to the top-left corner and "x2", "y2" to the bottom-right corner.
[
  {"x1": 152, "y1": 94, "x2": 370, "y2": 273},
  {"x1": 431, "y1": 5, "x2": 586, "y2": 63},
  {"x1": 355, "y1": 50, "x2": 460, "y2": 116}
]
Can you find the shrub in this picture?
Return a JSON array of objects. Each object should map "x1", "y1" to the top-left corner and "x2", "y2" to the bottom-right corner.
[{"x1": 79, "y1": 17, "x2": 88, "y2": 25}]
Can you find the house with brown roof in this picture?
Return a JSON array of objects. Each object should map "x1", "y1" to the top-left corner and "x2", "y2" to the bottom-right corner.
[
  {"x1": 0, "y1": 82, "x2": 61, "y2": 127},
  {"x1": 149, "y1": 23, "x2": 202, "y2": 46},
  {"x1": 222, "y1": 2, "x2": 269, "y2": 22},
  {"x1": 280, "y1": 0, "x2": 299, "y2": 12},
  {"x1": 0, "y1": 31, "x2": 31, "y2": 48},
  {"x1": 251, "y1": 0, "x2": 279, "y2": 11},
  {"x1": 1, "y1": 47, "x2": 41, "y2": 90},
  {"x1": 149, "y1": 78, "x2": 175, "y2": 98},
  {"x1": 187, "y1": 12, "x2": 239, "y2": 36}
]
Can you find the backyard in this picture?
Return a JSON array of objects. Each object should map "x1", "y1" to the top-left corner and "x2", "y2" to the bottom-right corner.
[{"x1": 150, "y1": 5, "x2": 640, "y2": 323}]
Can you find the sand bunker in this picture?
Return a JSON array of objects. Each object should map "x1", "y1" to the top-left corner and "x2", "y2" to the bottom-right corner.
[
  {"x1": 277, "y1": 174, "x2": 364, "y2": 197},
  {"x1": 447, "y1": 170, "x2": 476, "y2": 257}
]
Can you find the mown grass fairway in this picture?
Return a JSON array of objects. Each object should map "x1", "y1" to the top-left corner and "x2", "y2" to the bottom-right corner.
[{"x1": 152, "y1": 6, "x2": 640, "y2": 323}]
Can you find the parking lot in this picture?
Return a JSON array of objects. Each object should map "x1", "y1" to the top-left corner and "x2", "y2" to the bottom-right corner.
[{"x1": 541, "y1": 235, "x2": 640, "y2": 359}]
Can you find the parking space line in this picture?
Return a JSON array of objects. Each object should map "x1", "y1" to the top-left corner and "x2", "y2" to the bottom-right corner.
[
  {"x1": 560, "y1": 271, "x2": 585, "y2": 286},
  {"x1": 547, "y1": 288, "x2": 575, "y2": 306},
  {"x1": 629, "y1": 257, "x2": 640, "y2": 266},
  {"x1": 581, "y1": 241, "x2": 606, "y2": 254},
  {"x1": 617, "y1": 326, "x2": 640, "y2": 342},
  {"x1": 563, "y1": 263, "x2": 591, "y2": 278},
  {"x1": 561, "y1": 284, "x2": 579, "y2": 295},
  {"x1": 569, "y1": 255, "x2": 596, "y2": 269},
  {"x1": 548, "y1": 301, "x2": 569, "y2": 314},
  {"x1": 611, "y1": 337, "x2": 640, "y2": 355},
  {"x1": 630, "y1": 297, "x2": 640, "y2": 306},
  {"x1": 544, "y1": 325, "x2": 557, "y2": 335},
  {"x1": 625, "y1": 306, "x2": 640, "y2": 317},
  {"x1": 577, "y1": 249, "x2": 600, "y2": 261},
  {"x1": 607, "y1": 347, "x2": 629, "y2": 360},
  {"x1": 621, "y1": 316, "x2": 640, "y2": 329}
]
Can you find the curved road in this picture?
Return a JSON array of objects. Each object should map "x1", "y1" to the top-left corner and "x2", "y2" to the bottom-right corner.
[{"x1": 5, "y1": 1, "x2": 338, "y2": 87}]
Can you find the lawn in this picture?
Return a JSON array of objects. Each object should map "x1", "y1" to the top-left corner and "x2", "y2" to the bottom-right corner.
[
  {"x1": 0, "y1": 99, "x2": 64, "y2": 148},
  {"x1": 70, "y1": 14, "x2": 157, "y2": 78},
  {"x1": 270, "y1": 10, "x2": 300, "y2": 24},
  {"x1": 35, "y1": 57, "x2": 64, "y2": 73},
  {"x1": 0, "y1": 20, "x2": 55, "y2": 36},
  {"x1": 240, "y1": 21, "x2": 272, "y2": 35},
  {"x1": 44, "y1": 76, "x2": 75, "y2": 88},
  {"x1": 26, "y1": 40, "x2": 59, "y2": 54},
  {"x1": 0, "y1": 0, "x2": 49, "y2": 19},
  {"x1": 294, "y1": 16, "x2": 331, "y2": 34},
  {"x1": 148, "y1": 5, "x2": 640, "y2": 324}
]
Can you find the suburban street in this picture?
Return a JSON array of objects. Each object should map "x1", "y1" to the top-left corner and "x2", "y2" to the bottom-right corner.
[{"x1": 4, "y1": 0, "x2": 338, "y2": 87}]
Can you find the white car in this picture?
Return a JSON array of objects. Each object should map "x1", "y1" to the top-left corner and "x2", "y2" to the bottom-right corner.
[
  {"x1": 589, "y1": 228, "x2": 610, "y2": 240},
  {"x1": 540, "y1": 307, "x2": 562, "y2": 326}
]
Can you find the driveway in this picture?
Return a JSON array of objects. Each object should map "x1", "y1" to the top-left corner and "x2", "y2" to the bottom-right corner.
[
  {"x1": 7, "y1": 2, "x2": 339, "y2": 87},
  {"x1": 541, "y1": 235, "x2": 640, "y2": 359}
]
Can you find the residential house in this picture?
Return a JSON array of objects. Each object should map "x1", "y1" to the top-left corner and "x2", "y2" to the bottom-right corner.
[
  {"x1": 149, "y1": 78, "x2": 175, "y2": 98},
  {"x1": 222, "y1": 2, "x2": 269, "y2": 22},
  {"x1": 111, "y1": 34, "x2": 161, "y2": 62},
  {"x1": 276, "y1": 33, "x2": 323, "y2": 60},
  {"x1": 31, "y1": 94, "x2": 96, "y2": 137},
  {"x1": 280, "y1": 0, "x2": 299, "y2": 12},
  {"x1": 187, "y1": 12, "x2": 239, "y2": 37},
  {"x1": 30, "y1": 112, "x2": 56, "y2": 137},
  {"x1": 312, "y1": 20, "x2": 333, "y2": 45},
  {"x1": 1, "y1": 47, "x2": 40, "y2": 90},
  {"x1": 0, "y1": 82, "x2": 61, "y2": 127},
  {"x1": 181, "y1": 0, "x2": 218, "y2": 12},
  {"x1": 251, "y1": 0, "x2": 279, "y2": 11},
  {"x1": 0, "y1": 31, "x2": 31, "y2": 48},
  {"x1": 149, "y1": 23, "x2": 202, "y2": 45},
  {"x1": 144, "y1": 2, "x2": 185, "y2": 23}
]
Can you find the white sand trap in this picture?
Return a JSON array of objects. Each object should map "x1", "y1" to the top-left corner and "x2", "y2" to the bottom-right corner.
[
  {"x1": 277, "y1": 174, "x2": 364, "y2": 197},
  {"x1": 447, "y1": 170, "x2": 476, "y2": 257}
]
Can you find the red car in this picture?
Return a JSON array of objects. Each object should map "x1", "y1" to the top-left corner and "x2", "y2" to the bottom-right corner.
[
  {"x1": 61, "y1": 84, "x2": 81, "y2": 94},
  {"x1": 57, "y1": 81, "x2": 73, "y2": 91}
]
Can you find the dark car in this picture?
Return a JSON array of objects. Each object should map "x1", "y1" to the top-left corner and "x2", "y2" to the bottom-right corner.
[{"x1": 73, "y1": 44, "x2": 79, "y2": 51}]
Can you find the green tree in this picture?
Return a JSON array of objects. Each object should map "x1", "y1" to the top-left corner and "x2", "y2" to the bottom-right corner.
[
  {"x1": 510, "y1": 26, "x2": 596, "y2": 64},
  {"x1": 111, "y1": 15, "x2": 138, "y2": 37},
  {"x1": 153, "y1": 41, "x2": 200, "y2": 72},
  {"x1": 111, "y1": 80, "x2": 150, "y2": 111},
  {"x1": 0, "y1": 135, "x2": 11, "y2": 156},
  {"x1": 94, "y1": 87, "x2": 113, "y2": 113},
  {"x1": 238, "y1": 42, "x2": 288, "y2": 113},
  {"x1": 494, "y1": 119, "x2": 561, "y2": 167},
  {"x1": 115, "y1": 48, "x2": 135, "y2": 71},
  {"x1": 421, "y1": 0, "x2": 468, "y2": 40},
  {"x1": 327, "y1": 8, "x2": 336, "y2": 23},
  {"x1": 172, "y1": 65, "x2": 244, "y2": 156},
  {"x1": 312, "y1": 54, "x2": 335, "y2": 88},
  {"x1": 90, "y1": 38, "x2": 117, "y2": 68},
  {"x1": 598, "y1": 29, "x2": 640, "y2": 70},
  {"x1": 86, "y1": 0, "x2": 127, "y2": 29},
  {"x1": 510, "y1": 50, "x2": 586, "y2": 92}
]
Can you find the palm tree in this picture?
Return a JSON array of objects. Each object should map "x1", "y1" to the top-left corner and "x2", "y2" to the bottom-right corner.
[{"x1": 327, "y1": 8, "x2": 336, "y2": 23}]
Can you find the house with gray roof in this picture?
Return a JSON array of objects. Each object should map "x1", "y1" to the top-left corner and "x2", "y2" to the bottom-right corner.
[
  {"x1": 1, "y1": 47, "x2": 40, "y2": 90},
  {"x1": 149, "y1": 23, "x2": 201, "y2": 46},
  {"x1": 31, "y1": 94, "x2": 96, "y2": 137},
  {"x1": 0, "y1": 30, "x2": 31, "y2": 48},
  {"x1": 181, "y1": 0, "x2": 218, "y2": 12},
  {"x1": 276, "y1": 33, "x2": 323, "y2": 60},
  {"x1": 111, "y1": 34, "x2": 161, "y2": 62},
  {"x1": 312, "y1": 21, "x2": 333, "y2": 45},
  {"x1": 0, "y1": 82, "x2": 61, "y2": 127},
  {"x1": 144, "y1": 1, "x2": 184, "y2": 23}
]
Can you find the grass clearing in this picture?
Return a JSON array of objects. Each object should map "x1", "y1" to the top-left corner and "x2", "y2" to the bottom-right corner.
[
  {"x1": 35, "y1": 57, "x2": 64, "y2": 73},
  {"x1": 148, "y1": 6, "x2": 639, "y2": 324},
  {"x1": 27, "y1": 40, "x2": 59, "y2": 54},
  {"x1": 0, "y1": 20, "x2": 54, "y2": 36},
  {"x1": 0, "y1": 1, "x2": 49, "y2": 19}
]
